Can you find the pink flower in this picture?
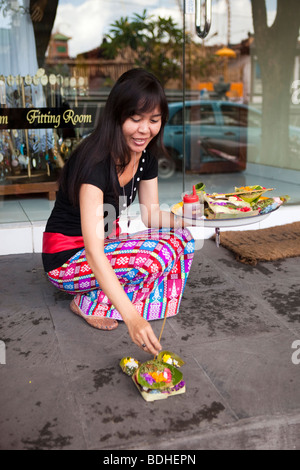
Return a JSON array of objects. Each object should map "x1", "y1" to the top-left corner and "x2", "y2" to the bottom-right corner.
[{"x1": 163, "y1": 368, "x2": 172, "y2": 383}]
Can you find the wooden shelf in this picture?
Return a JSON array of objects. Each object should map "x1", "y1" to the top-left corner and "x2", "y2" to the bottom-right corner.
[{"x1": 0, "y1": 180, "x2": 59, "y2": 200}]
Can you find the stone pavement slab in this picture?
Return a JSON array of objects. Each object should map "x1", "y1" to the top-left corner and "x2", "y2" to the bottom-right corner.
[{"x1": 0, "y1": 241, "x2": 300, "y2": 450}]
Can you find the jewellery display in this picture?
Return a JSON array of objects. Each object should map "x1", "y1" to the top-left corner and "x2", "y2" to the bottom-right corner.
[
  {"x1": 0, "y1": 1, "x2": 30, "y2": 16},
  {"x1": 0, "y1": 70, "x2": 88, "y2": 183}
]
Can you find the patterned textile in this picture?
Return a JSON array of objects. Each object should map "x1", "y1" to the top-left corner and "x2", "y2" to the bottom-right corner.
[{"x1": 47, "y1": 228, "x2": 195, "y2": 321}]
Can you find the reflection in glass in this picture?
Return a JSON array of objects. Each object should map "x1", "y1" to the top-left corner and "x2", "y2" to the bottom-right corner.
[{"x1": 0, "y1": 0, "x2": 299, "y2": 206}]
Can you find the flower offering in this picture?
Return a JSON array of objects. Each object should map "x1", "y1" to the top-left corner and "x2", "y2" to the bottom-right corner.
[
  {"x1": 192, "y1": 183, "x2": 290, "y2": 219},
  {"x1": 120, "y1": 351, "x2": 186, "y2": 401}
]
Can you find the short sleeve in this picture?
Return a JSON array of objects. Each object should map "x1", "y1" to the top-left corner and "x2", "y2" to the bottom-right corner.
[
  {"x1": 141, "y1": 151, "x2": 158, "y2": 180},
  {"x1": 82, "y1": 160, "x2": 109, "y2": 192}
]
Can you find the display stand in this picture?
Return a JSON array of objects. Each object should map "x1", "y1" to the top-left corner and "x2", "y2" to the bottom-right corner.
[
  {"x1": 202, "y1": 212, "x2": 273, "y2": 247},
  {"x1": 0, "y1": 70, "x2": 89, "y2": 202},
  {"x1": 0, "y1": 179, "x2": 58, "y2": 200}
]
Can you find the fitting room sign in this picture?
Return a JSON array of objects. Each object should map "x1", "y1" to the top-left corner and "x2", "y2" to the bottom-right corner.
[{"x1": 0, "y1": 107, "x2": 96, "y2": 129}]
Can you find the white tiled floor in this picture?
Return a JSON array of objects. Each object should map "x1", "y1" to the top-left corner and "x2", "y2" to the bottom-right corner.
[
  {"x1": 0, "y1": 198, "x2": 55, "y2": 224},
  {"x1": 1, "y1": 165, "x2": 299, "y2": 255},
  {"x1": 0, "y1": 197, "x2": 55, "y2": 254}
]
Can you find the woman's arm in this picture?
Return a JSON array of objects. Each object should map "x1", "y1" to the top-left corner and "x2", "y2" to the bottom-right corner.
[
  {"x1": 138, "y1": 177, "x2": 186, "y2": 229},
  {"x1": 79, "y1": 183, "x2": 162, "y2": 355}
]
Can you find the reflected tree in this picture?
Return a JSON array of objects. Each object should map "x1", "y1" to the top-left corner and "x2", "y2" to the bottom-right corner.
[
  {"x1": 251, "y1": 0, "x2": 300, "y2": 167},
  {"x1": 102, "y1": 9, "x2": 185, "y2": 87},
  {"x1": 30, "y1": 0, "x2": 59, "y2": 67}
]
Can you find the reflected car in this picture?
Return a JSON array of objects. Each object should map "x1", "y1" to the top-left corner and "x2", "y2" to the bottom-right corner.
[{"x1": 159, "y1": 100, "x2": 300, "y2": 178}]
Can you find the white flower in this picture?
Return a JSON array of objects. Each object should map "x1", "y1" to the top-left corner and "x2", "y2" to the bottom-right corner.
[{"x1": 124, "y1": 358, "x2": 139, "y2": 369}]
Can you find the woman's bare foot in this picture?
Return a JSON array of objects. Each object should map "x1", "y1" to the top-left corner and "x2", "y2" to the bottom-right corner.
[{"x1": 70, "y1": 300, "x2": 118, "y2": 330}]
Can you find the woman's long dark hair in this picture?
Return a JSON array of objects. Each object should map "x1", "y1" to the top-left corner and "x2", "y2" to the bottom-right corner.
[{"x1": 60, "y1": 68, "x2": 169, "y2": 206}]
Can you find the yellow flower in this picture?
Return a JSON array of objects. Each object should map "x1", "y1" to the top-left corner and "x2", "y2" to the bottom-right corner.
[{"x1": 162, "y1": 354, "x2": 171, "y2": 363}]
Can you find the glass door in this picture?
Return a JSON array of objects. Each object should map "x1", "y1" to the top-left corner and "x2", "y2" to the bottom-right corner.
[
  {"x1": 1, "y1": 0, "x2": 299, "y2": 207},
  {"x1": 181, "y1": 0, "x2": 300, "y2": 204},
  {"x1": 0, "y1": 0, "x2": 186, "y2": 209}
]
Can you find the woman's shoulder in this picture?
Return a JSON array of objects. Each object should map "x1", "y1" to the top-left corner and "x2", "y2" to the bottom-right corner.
[
  {"x1": 83, "y1": 157, "x2": 111, "y2": 189},
  {"x1": 140, "y1": 149, "x2": 158, "y2": 180},
  {"x1": 92, "y1": 157, "x2": 111, "y2": 171},
  {"x1": 144, "y1": 148, "x2": 156, "y2": 160}
]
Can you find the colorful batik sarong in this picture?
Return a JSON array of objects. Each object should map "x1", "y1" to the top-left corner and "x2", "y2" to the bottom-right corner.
[{"x1": 47, "y1": 228, "x2": 195, "y2": 321}]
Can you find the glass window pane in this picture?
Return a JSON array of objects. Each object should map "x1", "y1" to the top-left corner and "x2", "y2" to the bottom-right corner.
[
  {"x1": 182, "y1": 0, "x2": 300, "y2": 206},
  {"x1": 1, "y1": 0, "x2": 299, "y2": 222},
  {"x1": 0, "y1": 1, "x2": 186, "y2": 207},
  {"x1": 220, "y1": 104, "x2": 248, "y2": 127}
]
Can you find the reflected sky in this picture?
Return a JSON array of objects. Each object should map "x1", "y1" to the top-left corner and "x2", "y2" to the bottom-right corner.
[
  {"x1": 0, "y1": 1, "x2": 278, "y2": 58},
  {"x1": 52, "y1": 0, "x2": 277, "y2": 57},
  {"x1": 54, "y1": 0, "x2": 181, "y2": 56}
]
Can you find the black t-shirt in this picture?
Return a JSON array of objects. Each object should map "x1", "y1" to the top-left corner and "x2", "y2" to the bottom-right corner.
[{"x1": 42, "y1": 150, "x2": 158, "y2": 272}]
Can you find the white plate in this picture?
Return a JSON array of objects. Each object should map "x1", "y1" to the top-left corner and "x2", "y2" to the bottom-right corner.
[{"x1": 171, "y1": 202, "x2": 280, "y2": 228}]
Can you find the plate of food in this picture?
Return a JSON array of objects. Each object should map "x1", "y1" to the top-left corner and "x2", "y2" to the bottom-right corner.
[{"x1": 171, "y1": 184, "x2": 289, "y2": 228}]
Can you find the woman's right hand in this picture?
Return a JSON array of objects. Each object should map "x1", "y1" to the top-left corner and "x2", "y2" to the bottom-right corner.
[{"x1": 125, "y1": 312, "x2": 162, "y2": 356}]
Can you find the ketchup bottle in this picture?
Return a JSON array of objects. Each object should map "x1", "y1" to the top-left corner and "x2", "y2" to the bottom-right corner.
[{"x1": 183, "y1": 185, "x2": 202, "y2": 220}]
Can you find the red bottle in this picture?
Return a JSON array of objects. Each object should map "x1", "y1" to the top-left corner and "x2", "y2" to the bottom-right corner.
[{"x1": 183, "y1": 185, "x2": 202, "y2": 220}]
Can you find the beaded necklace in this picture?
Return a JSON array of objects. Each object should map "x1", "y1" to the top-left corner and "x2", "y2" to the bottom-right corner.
[
  {"x1": 120, "y1": 150, "x2": 146, "y2": 228},
  {"x1": 121, "y1": 152, "x2": 137, "y2": 229}
]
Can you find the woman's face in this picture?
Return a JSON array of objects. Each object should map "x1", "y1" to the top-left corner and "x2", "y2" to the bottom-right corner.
[{"x1": 122, "y1": 106, "x2": 162, "y2": 157}]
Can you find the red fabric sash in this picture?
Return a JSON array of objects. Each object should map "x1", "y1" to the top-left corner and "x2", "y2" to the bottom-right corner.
[
  {"x1": 43, "y1": 232, "x2": 84, "y2": 254},
  {"x1": 43, "y1": 220, "x2": 121, "y2": 254}
]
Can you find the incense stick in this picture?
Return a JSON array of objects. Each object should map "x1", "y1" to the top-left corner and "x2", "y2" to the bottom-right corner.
[
  {"x1": 154, "y1": 309, "x2": 168, "y2": 359},
  {"x1": 207, "y1": 188, "x2": 274, "y2": 198}
]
